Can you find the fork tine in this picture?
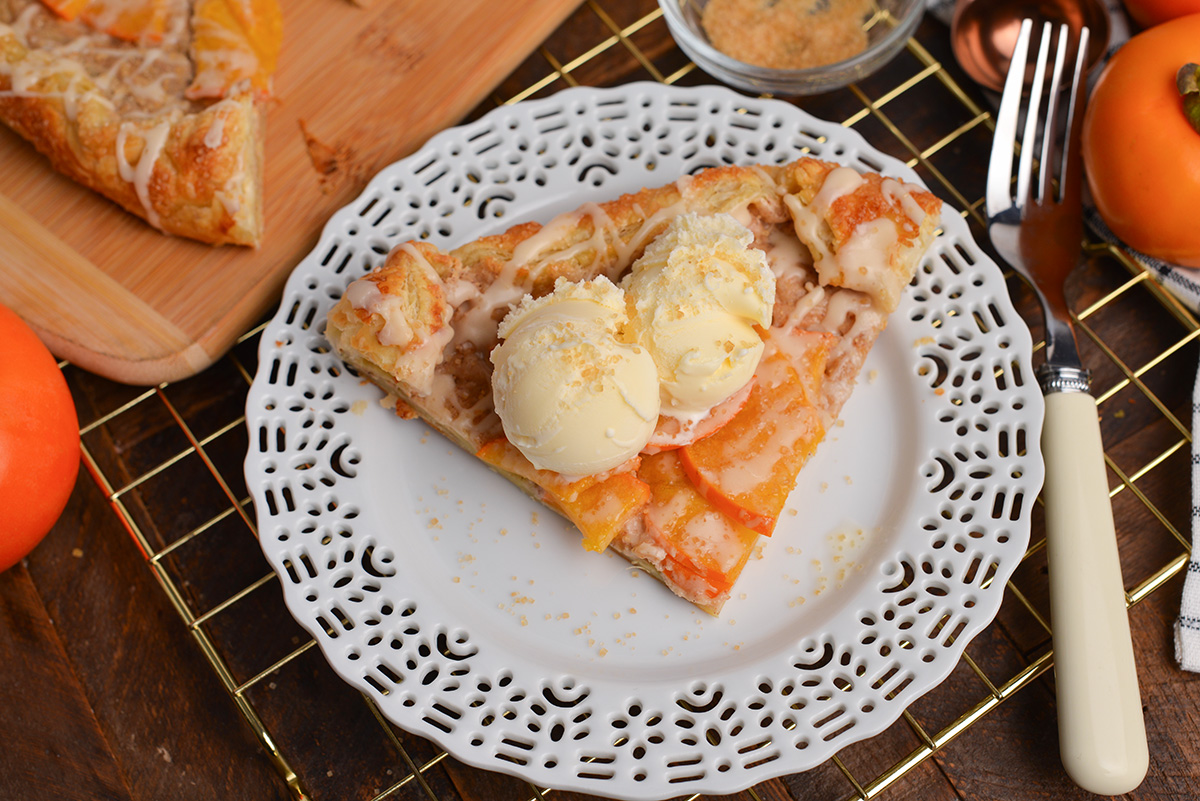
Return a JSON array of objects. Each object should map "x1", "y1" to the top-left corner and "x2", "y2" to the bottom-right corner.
[
  {"x1": 1017, "y1": 22, "x2": 1054, "y2": 205},
  {"x1": 1037, "y1": 25, "x2": 1070, "y2": 203},
  {"x1": 1060, "y1": 25, "x2": 1090, "y2": 202},
  {"x1": 986, "y1": 18, "x2": 1032, "y2": 217}
]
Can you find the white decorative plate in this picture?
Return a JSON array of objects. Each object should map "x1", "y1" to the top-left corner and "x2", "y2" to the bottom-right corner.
[{"x1": 245, "y1": 82, "x2": 1044, "y2": 799}]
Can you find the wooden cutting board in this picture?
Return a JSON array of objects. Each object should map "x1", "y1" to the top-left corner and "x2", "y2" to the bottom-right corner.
[{"x1": 0, "y1": 0, "x2": 580, "y2": 385}]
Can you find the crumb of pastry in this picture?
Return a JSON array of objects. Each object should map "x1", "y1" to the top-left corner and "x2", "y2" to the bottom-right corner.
[{"x1": 701, "y1": 0, "x2": 872, "y2": 71}]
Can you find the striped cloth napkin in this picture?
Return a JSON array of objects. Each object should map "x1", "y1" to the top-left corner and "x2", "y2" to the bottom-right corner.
[
  {"x1": 1093, "y1": 216, "x2": 1200, "y2": 671},
  {"x1": 925, "y1": 0, "x2": 1200, "y2": 671}
]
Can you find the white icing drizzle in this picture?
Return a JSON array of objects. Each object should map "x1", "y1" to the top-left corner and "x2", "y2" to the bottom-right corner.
[
  {"x1": 345, "y1": 280, "x2": 415, "y2": 348},
  {"x1": 881, "y1": 177, "x2": 927, "y2": 226},
  {"x1": 115, "y1": 117, "x2": 172, "y2": 229},
  {"x1": 105, "y1": 49, "x2": 174, "y2": 108},
  {"x1": 763, "y1": 223, "x2": 812, "y2": 281},
  {"x1": 75, "y1": 0, "x2": 189, "y2": 48},
  {"x1": 397, "y1": 242, "x2": 436, "y2": 280},
  {"x1": 449, "y1": 258, "x2": 527, "y2": 354},
  {"x1": 726, "y1": 202, "x2": 755, "y2": 230},
  {"x1": 817, "y1": 288, "x2": 882, "y2": 361},
  {"x1": 623, "y1": 197, "x2": 691, "y2": 264},
  {"x1": 60, "y1": 72, "x2": 84, "y2": 119},
  {"x1": 444, "y1": 274, "x2": 481, "y2": 307},
  {"x1": 9, "y1": 5, "x2": 41, "y2": 44},
  {"x1": 839, "y1": 217, "x2": 898, "y2": 281},
  {"x1": 0, "y1": 82, "x2": 112, "y2": 118},
  {"x1": 114, "y1": 124, "x2": 135, "y2": 173},
  {"x1": 343, "y1": 279, "x2": 378, "y2": 309},
  {"x1": 568, "y1": 202, "x2": 621, "y2": 274},
  {"x1": 218, "y1": 192, "x2": 241, "y2": 215},
  {"x1": 401, "y1": 322, "x2": 455, "y2": 397},
  {"x1": 59, "y1": 36, "x2": 93, "y2": 55},
  {"x1": 509, "y1": 206, "x2": 589, "y2": 265},
  {"x1": 783, "y1": 165, "x2": 862, "y2": 270},
  {"x1": 781, "y1": 282, "x2": 826, "y2": 332},
  {"x1": 342, "y1": 276, "x2": 449, "y2": 399},
  {"x1": 783, "y1": 196, "x2": 823, "y2": 267},
  {"x1": 394, "y1": 248, "x2": 482, "y2": 346},
  {"x1": 641, "y1": 489, "x2": 747, "y2": 571},
  {"x1": 820, "y1": 165, "x2": 866, "y2": 200},
  {"x1": 203, "y1": 114, "x2": 225, "y2": 148}
]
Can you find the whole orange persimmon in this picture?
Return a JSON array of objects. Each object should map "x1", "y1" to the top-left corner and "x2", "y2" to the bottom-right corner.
[
  {"x1": 1122, "y1": 0, "x2": 1200, "y2": 29},
  {"x1": 0, "y1": 305, "x2": 79, "y2": 572},
  {"x1": 1082, "y1": 13, "x2": 1200, "y2": 267}
]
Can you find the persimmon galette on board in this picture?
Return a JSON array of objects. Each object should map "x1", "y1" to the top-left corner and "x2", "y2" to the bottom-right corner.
[{"x1": 0, "y1": 0, "x2": 282, "y2": 245}]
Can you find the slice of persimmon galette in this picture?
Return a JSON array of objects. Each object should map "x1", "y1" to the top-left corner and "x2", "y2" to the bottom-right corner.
[{"x1": 326, "y1": 157, "x2": 942, "y2": 614}]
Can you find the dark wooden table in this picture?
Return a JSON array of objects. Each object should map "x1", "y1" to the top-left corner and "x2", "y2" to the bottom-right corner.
[{"x1": 5, "y1": 2, "x2": 1200, "y2": 799}]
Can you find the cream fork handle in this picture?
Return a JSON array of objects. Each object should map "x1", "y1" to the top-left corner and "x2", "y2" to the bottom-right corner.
[{"x1": 1042, "y1": 390, "x2": 1149, "y2": 795}]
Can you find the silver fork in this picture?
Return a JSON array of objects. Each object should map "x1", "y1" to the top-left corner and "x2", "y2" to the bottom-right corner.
[{"x1": 986, "y1": 19, "x2": 1149, "y2": 795}]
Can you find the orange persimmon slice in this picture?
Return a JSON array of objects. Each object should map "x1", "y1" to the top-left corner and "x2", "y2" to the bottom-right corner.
[
  {"x1": 186, "y1": 0, "x2": 283, "y2": 99},
  {"x1": 678, "y1": 330, "x2": 835, "y2": 537},
  {"x1": 638, "y1": 450, "x2": 760, "y2": 600},
  {"x1": 477, "y1": 439, "x2": 649, "y2": 553},
  {"x1": 82, "y1": 0, "x2": 169, "y2": 43},
  {"x1": 40, "y1": 0, "x2": 169, "y2": 41},
  {"x1": 39, "y1": 0, "x2": 88, "y2": 22}
]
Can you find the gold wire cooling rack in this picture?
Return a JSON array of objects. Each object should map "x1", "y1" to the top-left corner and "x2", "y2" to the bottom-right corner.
[{"x1": 64, "y1": 1, "x2": 1198, "y2": 799}]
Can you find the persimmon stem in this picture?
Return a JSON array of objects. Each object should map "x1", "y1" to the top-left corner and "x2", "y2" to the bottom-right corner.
[{"x1": 1178, "y1": 63, "x2": 1200, "y2": 134}]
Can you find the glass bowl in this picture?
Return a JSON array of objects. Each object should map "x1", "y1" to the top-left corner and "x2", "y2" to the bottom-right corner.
[{"x1": 658, "y1": 0, "x2": 925, "y2": 95}]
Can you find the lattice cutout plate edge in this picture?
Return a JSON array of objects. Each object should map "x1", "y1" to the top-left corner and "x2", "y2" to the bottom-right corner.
[{"x1": 244, "y1": 82, "x2": 1046, "y2": 800}]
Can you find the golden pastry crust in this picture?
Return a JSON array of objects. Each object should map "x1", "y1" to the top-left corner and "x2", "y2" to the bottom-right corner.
[
  {"x1": 326, "y1": 157, "x2": 942, "y2": 611},
  {"x1": 0, "y1": 1, "x2": 264, "y2": 246},
  {"x1": 778, "y1": 157, "x2": 942, "y2": 314}
]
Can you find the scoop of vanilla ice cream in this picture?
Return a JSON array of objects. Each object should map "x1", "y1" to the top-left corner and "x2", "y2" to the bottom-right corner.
[
  {"x1": 490, "y1": 277, "x2": 660, "y2": 477},
  {"x1": 624, "y1": 213, "x2": 775, "y2": 419}
]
